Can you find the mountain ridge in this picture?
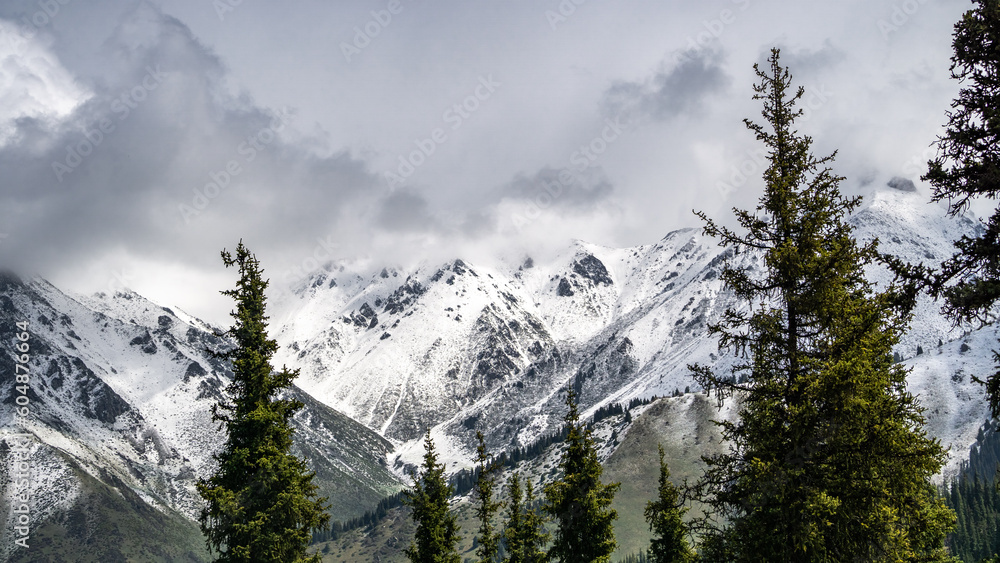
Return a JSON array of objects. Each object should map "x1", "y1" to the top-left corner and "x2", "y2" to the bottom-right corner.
[{"x1": 1, "y1": 181, "x2": 996, "y2": 561}]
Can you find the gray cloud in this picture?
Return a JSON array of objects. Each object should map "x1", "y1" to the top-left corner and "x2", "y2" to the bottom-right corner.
[
  {"x1": 459, "y1": 210, "x2": 496, "y2": 238},
  {"x1": 0, "y1": 0, "x2": 971, "y2": 322},
  {"x1": 376, "y1": 189, "x2": 437, "y2": 233},
  {"x1": 0, "y1": 2, "x2": 386, "y2": 281},
  {"x1": 774, "y1": 41, "x2": 846, "y2": 73},
  {"x1": 492, "y1": 167, "x2": 613, "y2": 211},
  {"x1": 602, "y1": 48, "x2": 730, "y2": 123},
  {"x1": 755, "y1": 41, "x2": 846, "y2": 80}
]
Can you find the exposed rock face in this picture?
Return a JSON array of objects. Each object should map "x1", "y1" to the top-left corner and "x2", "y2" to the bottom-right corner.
[
  {"x1": 556, "y1": 277, "x2": 574, "y2": 297},
  {"x1": 887, "y1": 176, "x2": 917, "y2": 192},
  {"x1": 572, "y1": 254, "x2": 613, "y2": 287}
]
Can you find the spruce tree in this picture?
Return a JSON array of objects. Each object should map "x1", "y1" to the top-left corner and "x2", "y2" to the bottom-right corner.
[
  {"x1": 475, "y1": 431, "x2": 503, "y2": 563},
  {"x1": 405, "y1": 430, "x2": 461, "y2": 563},
  {"x1": 196, "y1": 241, "x2": 329, "y2": 563},
  {"x1": 690, "y1": 49, "x2": 955, "y2": 562},
  {"x1": 502, "y1": 472, "x2": 549, "y2": 563},
  {"x1": 544, "y1": 389, "x2": 620, "y2": 563},
  {"x1": 644, "y1": 445, "x2": 693, "y2": 563},
  {"x1": 922, "y1": 0, "x2": 1000, "y2": 417}
]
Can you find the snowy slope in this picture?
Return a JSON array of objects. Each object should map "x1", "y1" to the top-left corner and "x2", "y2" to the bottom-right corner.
[
  {"x1": 269, "y1": 180, "x2": 995, "y2": 477},
  {"x1": 0, "y1": 273, "x2": 403, "y2": 560}
]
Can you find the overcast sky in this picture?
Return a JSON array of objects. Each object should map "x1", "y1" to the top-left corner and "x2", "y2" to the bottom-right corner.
[{"x1": 0, "y1": 0, "x2": 970, "y2": 324}]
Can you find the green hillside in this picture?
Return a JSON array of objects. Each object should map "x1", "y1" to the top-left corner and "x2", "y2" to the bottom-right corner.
[{"x1": 313, "y1": 393, "x2": 723, "y2": 562}]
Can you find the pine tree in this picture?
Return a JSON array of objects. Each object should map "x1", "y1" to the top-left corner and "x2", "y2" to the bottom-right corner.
[
  {"x1": 544, "y1": 388, "x2": 620, "y2": 563},
  {"x1": 645, "y1": 445, "x2": 693, "y2": 563},
  {"x1": 690, "y1": 49, "x2": 956, "y2": 562},
  {"x1": 502, "y1": 472, "x2": 549, "y2": 563},
  {"x1": 405, "y1": 430, "x2": 461, "y2": 563},
  {"x1": 921, "y1": 0, "x2": 1000, "y2": 417},
  {"x1": 196, "y1": 241, "x2": 329, "y2": 563},
  {"x1": 475, "y1": 431, "x2": 503, "y2": 563}
]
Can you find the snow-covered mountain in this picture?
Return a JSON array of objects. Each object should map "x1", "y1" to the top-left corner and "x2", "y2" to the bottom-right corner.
[
  {"x1": 270, "y1": 181, "x2": 995, "y2": 475},
  {"x1": 1, "y1": 179, "x2": 996, "y2": 560},
  {"x1": 0, "y1": 274, "x2": 401, "y2": 561}
]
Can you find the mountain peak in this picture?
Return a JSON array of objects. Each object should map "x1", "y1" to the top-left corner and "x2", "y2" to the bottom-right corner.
[{"x1": 887, "y1": 176, "x2": 918, "y2": 193}]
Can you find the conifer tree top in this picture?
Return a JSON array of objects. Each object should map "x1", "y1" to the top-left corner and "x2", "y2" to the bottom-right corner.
[{"x1": 197, "y1": 241, "x2": 329, "y2": 563}]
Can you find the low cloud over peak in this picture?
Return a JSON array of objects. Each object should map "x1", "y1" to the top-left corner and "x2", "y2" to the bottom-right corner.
[
  {"x1": 0, "y1": 0, "x2": 972, "y2": 323},
  {"x1": 602, "y1": 48, "x2": 731, "y2": 123}
]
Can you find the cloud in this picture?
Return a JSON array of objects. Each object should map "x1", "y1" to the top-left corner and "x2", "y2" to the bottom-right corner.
[
  {"x1": 0, "y1": 0, "x2": 973, "y2": 323},
  {"x1": 755, "y1": 41, "x2": 846, "y2": 81},
  {"x1": 772, "y1": 40, "x2": 846, "y2": 73},
  {"x1": 602, "y1": 48, "x2": 731, "y2": 123},
  {"x1": 0, "y1": 3, "x2": 388, "y2": 286},
  {"x1": 492, "y1": 167, "x2": 613, "y2": 211},
  {"x1": 376, "y1": 189, "x2": 437, "y2": 233},
  {"x1": 0, "y1": 1, "x2": 622, "y2": 314},
  {"x1": 0, "y1": 20, "x2": 88, "y2": 147}
]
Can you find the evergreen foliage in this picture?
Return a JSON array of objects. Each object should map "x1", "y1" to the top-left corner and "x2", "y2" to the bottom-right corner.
[
  {"x1": 967, "y1": 419, "x2": 1000, "y2": 482},
  {"x1": 592, "y1": 402, "x2": 625, "y2": 424},
  {"x1": 544, "y1": 388, "x2": 620, "y2": 563},
  {"x1": 645, "y1": 445, "x2": 694, "y2": 563},
  {"x1": 946, "y1": 473, "x2": 1000, "y2": 563},
  {"x1": 196, "y1": 241, "x2": 329, "y2": 563},
  {"x1": 475, "y1": 431, "x2": 503, "y2": 563},
  {"x1": 618, "y1": 552, "x2": 651, "y2": 563},
  {"x1": 319, "y1": 424, "x2": 580, "y2": 542},
  {"x1": 404, "y1": 430, "x2": 462, "y2": 563},
  {"x1": 502, "y1": 472, "x2": 549, "y2": 563},
  {"x1": 310, "y1": 491, "x2": 406, "y2": 542},
  {"x1": 499, "y1": 426, "x2": 570, "y2": 469},
  {"x1": 921, "y1": 0, "x2": 1000, "y2": 418},
  {"x1": 690, "y1": 49, "x2": 955, "y2": 562},
  {"x1": 945, "y1": 419, "x2": 1000, "y2": 563}
]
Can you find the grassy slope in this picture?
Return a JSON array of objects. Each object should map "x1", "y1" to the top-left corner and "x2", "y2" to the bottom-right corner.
[
  {"x1": 603, "y1": 393, "x2": 725, "y2": 558},
  {"x1": 315, "y1": 394, "x2": 726, "y2": 562}
]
